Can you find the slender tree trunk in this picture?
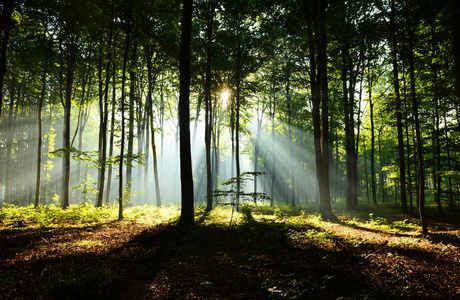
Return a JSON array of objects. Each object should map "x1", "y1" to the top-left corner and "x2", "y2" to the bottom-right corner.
[
  {"x1": 61, "y1": 37, "x2": 76, "y2": 209},
  {"x1": 0, "y1": 0, "x2": 14, "y2": 125},
  {"x1": 406, "y1": 5, "x2": 428, "y2": 233},
  {"x1": 126, "y1": 45, "x2": 137, "y2": 204},
  {"x1": 5, "y1": 81, "x2": 17, "y2": 204},
  {"x1": 96, "y1": 21, "x2": 113, "y2": 207},
  {"x1": 145, "y1": 45, "x2": 161, "y2": 206},
  {"x1": 342, "y1": 45, "x2": 353, "y2": 209},
  {"x1": 404, "y1": 94, "x2": 413, "y2": 213},
  {"x1": 431, "y1": 23, "x2": 443, "y2": 215},
  {"x1": 254, "y1": 104, "x2": 263, "y2": 204},
  {"x1": 368, "y1": 75, "x2": 377, "y2": 206},
  {"x1": 270, "y1": 85, "x2": 276, "y2": 205},
  {"x1": 235, "y1": 55, "x2": 241, "y2": 212},
  {"x1": 205, "y1": 0, "x2": 214, "y2": 211},
  {"x1": 178, "y1": 0, "x2": 194, "y2": 228},
  {"x1": 287, "y1": 75, "x2": 295, "y2": 206},
  {"x1": 35, "y1": 37, "x2": 51, "y2": 208},
  {"x1": 303, "y1": 0, "x2": 333, "y2": 217},
  {"x1": 119, "y1": 6, "x2": 132, "y2": 221},
  {"x1": 105, "y1": 64, "x2": 116, "y2": 205},
  {"x1": 390, "y1": 0, "x2": 408, "y2": 214},
  {"x1": 450, "y1": 0, "x2": 460, "y2": 108}
]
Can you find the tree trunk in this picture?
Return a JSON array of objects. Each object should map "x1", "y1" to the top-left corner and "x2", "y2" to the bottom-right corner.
[
  {"x1": 287, "y1": 75, "x2": 295, "y2": 206},
  {"x1": 119, "y1": 6, "x2": 132, "y2": 221},
  {"x1": 406, "y1": 2, "x2": 428, "y2": 233},
  {"x1": 342, "y1": 45, "x2": 354, "y2": 209},
  {"x1": 450, "y1": 0, "x2": 460, "y2": 108},
  {"x1": 235, "y1": 54, "x2": 241, "y2": 212},
  {"x1": 35, "y1": 36, "x2": 51, "y2": 208},
  {"x1": 178, "y1": 0, "x2": 194, "y2": 228},
  {"x1": 270, "y1": 83, "x2": 276, "y2": 206},
  {"x1": 145, "y1": 45, "x2": 161, "y2": 206},
  {"x1": 390, "y1": 0, "x2": 408, "y2": 214},
  {"x1": 0, "y1": 0, "x2": 14, "y2": 125},
  {"x1": 368, "y1": 74, "x2": 378, "y2": 206},
  {"x1": 205, "y1": 0, "x2": 214, "y2": 211},
  {"x1": 431, "y1": 22, "x2": 443, "y2": 215},
  {"x1": 303, "y1": 0, "x2": 333, "y2": 217},
  {"x1": 61, "y1": 37, "x2": 76, "y2": 209},
  {"x1": 126, "y1": 45, "x2": 137, "y2": 204},
  {"x1": 96, "y1": 21, "x2": 113, "y2": 207},
  {"x1": 105, "y1": 64, "x2": 116, "y2": 205},
  {"x1": 5, "y1": 81, "x2": 17, "y2": 204}
]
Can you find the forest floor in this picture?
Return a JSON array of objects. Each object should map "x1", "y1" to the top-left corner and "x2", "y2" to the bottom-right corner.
[{"x1": 0, "y1": 204, "x2": 459, "y2": 299}]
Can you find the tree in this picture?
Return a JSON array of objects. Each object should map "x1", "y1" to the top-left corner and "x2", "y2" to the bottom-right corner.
[
  {"x1": 302, "y1": 0, "x2": 333, "y2": 218},
  {"x1": 405, "y1": 0, "x2": 427, "y2": 234},
  {"x1": 178, "y1": 0, "x2": 194, "y2": 228},
  {"x1": 389, "y1": 0, "x2": 408, "y2": 214},
  {"x1": 118, "y1": 2, "x2": 133, "y2": 221},
  {"x1": 204, "y1": 0, "x2": 214, "y2": 211},
  {"x1": 0, "y1": 0, "x2": 14, "y2": 125}
]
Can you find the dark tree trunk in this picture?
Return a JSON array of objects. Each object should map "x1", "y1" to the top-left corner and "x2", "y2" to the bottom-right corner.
[
  {"x1": 119, "y1": 5, "x2": 132, "y2": 221},
  {"x1": 286, "y1": 75, "x2": 295, "y2": 206},
  {"x1": 235, "y1": 54, "x2": 241, "y2": 212},
  {"x1": 390, "y1": 0, "x2": 408, "y2": 214},
  {"x1": 105, "y1": 64, "x2": 116, "y2": 205},
  {"x1": 341, "y1": 45, "x2": 354, "y2": 210},
  {"x1": 368, "y1": 75, "x2": 377, "y2": 206},
  {"x1": 270, "y1": 84, "x2": 276, "y2": 206},
  {"x1": 450, "y1": 0, "x2": 460, "y2": 108},
  {"x1": 5, "y1": 81, "x2": 17, "y2": 204},
  {"x1": 205, "y1": 0, "x2": 214, "y2": 211},
  {"x1": 406, "y1": 0, "x2": 428, "y2": 234},
  {"x1": 145, "y1": 45, "x2": 161, "y2": 206},
  {"x1": 431, "y1": 22, "x2": 443, "y2": 215},
  {"x1": 0, "y1": 0, "x2": 14, "y2": 125},
  {"x1": 35, "y1": 36, "x2": 51, "y2": 208},
  {"x1": 126, "y1": 45, "x2": 137, "y2": 204},
  {"x1": 96, "y1": 19, "x2": 113, "y2": 207},
  {"x1": 61, "y1": 37, "x2": 76, "y2": 209},
  {"x1": 303, "y1": 0, "x2": 333, "y2": 218},
  {"x1": 178, "y1": 0, "x2": 194, "y2": 228}
]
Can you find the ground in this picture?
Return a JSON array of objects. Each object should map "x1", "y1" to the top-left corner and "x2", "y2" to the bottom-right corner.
[{"x1": 0, "y1": 204, "x2": 459, "y2": 299}]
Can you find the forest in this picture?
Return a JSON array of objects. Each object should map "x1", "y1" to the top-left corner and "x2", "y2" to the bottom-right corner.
[{"x1": 1, "y1": 0, "x2": 460, "y2": 298}]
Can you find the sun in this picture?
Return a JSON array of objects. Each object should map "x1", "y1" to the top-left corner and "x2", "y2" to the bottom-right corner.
[{"x1": 220, "y1": 89, "x2": 230, "y2": 109}]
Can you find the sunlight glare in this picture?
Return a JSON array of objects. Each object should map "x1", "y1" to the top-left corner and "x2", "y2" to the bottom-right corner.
[{"x1": 220, "y1": 89, "x2": 230, "y2": 109}]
